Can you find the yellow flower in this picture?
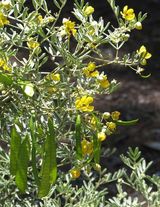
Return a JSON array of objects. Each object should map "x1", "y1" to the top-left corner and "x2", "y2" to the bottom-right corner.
[
  {"x1": 135, "y1": 22, "x2": 142, "y2": 30},
  {"x1": 137, "y1": 45, "x2": 152, "y2": 65},
  {"x1": 98, "y1": 132, "x2": 106, "y2": 142},
  {"x1": 90, "y1": 116, "x2": 96, "y2": 126},
  {"x1": 107, "y1": 122, "x2": 116, "y2": 131},
  {"x1": 111, "y1": 111, "x2": 121, "y2": 121},
  {"x1": 47, "y1": 73, "x2": 60, "y2": 82},
  {"x1": 90, "y1": 70, "x2": 99, "y2": 77},
  {"x1": 98, "y1": 74, "x2": 110, "y2": 88},
  {"x1": 121, "y1": 5, "x2": 135, "y2": 21},
  {"x1": 3, "y1": 63, "x2": 12, "y2": 72},
  {"x1": 63, "y1": 18, "x2": 77, "y2": 36},
  {"x1": 0, "y1": 12, "x2": 9, "y2": 27},
  {"x1": 0, "y1": 58, "x2": 12, "y2": 72},
  {"x1": 70, "y1": 168, "x2": 81, "y2": 179},
  {"x1": 83, "y1": 62, "x2": 99, "y2": 78},
  {"x1": 84, "y1": 62, "x2": 96, "y2": 72},
  {"x1": 84, "y1": 6, "x2": 94, "y2": 16},
  {"x1": 0, "y1": 58, "x2": 5, "y2": 67},
  {"x1": 87, "y1": 62, "x2": 96, "y2": 71},
  {"x1": 37, "y1": 15, "x2": 43, "y2": 24},
  {"x1": 81, "y1": 139, "x2": 93, "y2": 156},
  {"x1": 75, "y1": 96, "x2": 94, "y2": 112},
  {"x1": 27, "y1": 39, "x2": 40, "y2": 49}
]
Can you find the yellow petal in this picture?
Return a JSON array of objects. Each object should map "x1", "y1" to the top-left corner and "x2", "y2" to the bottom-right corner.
[
  {"x1": 123, "y1": 5, "x2": 128, "y2": 13},
  {"x1": 87, "y1": 105, "x2": 94, "y2": 112},
  {"x1": 145, "y1": 52, "x2": 152, "y2": 59},
  {"x1": 86, "y1": 96, "x2": 93, "y2": 104}
]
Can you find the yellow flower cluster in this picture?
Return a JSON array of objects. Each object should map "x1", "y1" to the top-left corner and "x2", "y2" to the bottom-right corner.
[
  {"x1": 83, "y1": 63, "x2": 110, "y2": 89},
  {"x1": 0, "y1": 12, "x2": 9, "y2": 27},
  {"x1": 83, "y1": 62, "x2": 99, "y2": 78},
  {"x1": 121, "y1": 5, "x2": 135, "y2": 21},
  {"x1": 81, "y1": 139, "x2": 93, "y2": 156},
  {"x1": 137, "y1": 45, "x2": 152, "y2": 65},
  {"x1": 0, "y1": 58, "x2": 12, "y2": 72},
  {"x1": 75, "y1": 96, "x2": 94, "y2": 112},
  {"x1": 62, "y1": 18, "x2": 77, "y2": 36},
  {"x1": 70, "y1": 139, "x2": 94, "y2": 179},
  {"x1": 121, "y1": 6, "x2": 144, "y2": 31},
  {"x1": 27, "y1": 39, "x2": 40, "y2": 49}
]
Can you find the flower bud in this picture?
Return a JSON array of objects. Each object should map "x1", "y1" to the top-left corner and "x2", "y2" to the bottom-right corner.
[
  {"x1": 135, "y1": 22, "x2": 142, "y2": 30},
  {"x1": 93, "y1": 163, "x2": 101, "y2": 172},
  {"x1": 70, "y1": 168, "x2": 81, "y2": 179},
  {"x1": 84, "y1": 6, "x2": 94, "y2": 16},
  {"x1": 103, "y1": 112, "x2": 110, "y2": 119}
]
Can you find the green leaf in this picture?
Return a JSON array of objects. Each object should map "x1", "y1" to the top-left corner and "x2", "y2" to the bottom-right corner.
[
  {"x1": 93, "y1": 133, "x2": 101, "y2": 164},
  {"x1": 29, "y1": 117, "x2": 40, "y2": 186},
  {"x1": 75, "y1": 115, "x2": 82, "y2": 160},
  {"x1": 15, "y1": 136, "x2": 30, "y2": 193},
  {"x1": 32, "y1": 0, "x2": 38, "y2": 9},
  {"x1": 10, "y1": 125, "x2": 21, "y2": 176},
  {"x1": 53, "y1": 0, "x2": 60, "y2": 8},
  {"x1": 38, "y1": 118, "x2": 57, "y2": 198},
  {"x1": 0, "y1": 73, "x2": 13, "y2": 85},
  {"x1": 116, "y1": 119, "x2": 139, "y2": 126}
]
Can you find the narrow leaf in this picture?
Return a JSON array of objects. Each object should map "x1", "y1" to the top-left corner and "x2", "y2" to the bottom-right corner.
[
  {"x1": 38, "y1": 118, "x2": 57, "y2": 198},
  {"x1": 0, "y1": 73, "x2": 13, "y2": 85},
  {"x1": 15, "y1": 136, "x2": 30, "y2": 193},
  {"x1": 29, "y1": 117, "x2": 39, "y2": 186},
  {"x1": 116, "y1": 119, "x2": 139, "y2": 126},
  {"x1": 53, "y1": 0, "x2": 60, "y2": 8},
  {"x1": 10, "y1": 125, "x2": 21, "y2": 175},
  {"x1": 75, "y1": 115, "x2": 82, "y2": 159}
]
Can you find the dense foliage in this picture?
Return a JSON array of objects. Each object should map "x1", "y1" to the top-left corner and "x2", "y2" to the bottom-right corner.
[{"x1": 0, "y1": 0, "x2": 159, "y2": 206}]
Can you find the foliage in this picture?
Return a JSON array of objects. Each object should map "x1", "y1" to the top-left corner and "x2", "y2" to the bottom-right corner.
[
  {"x1": 0, "y1": 0, "x2": 159, "y2": 206},
  {"x1": 1, "y1": 147, "x2": 160, "y2": 206}
]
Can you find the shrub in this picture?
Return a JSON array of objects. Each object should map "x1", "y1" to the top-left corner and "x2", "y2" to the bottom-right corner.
[{"x1": 0, "y1": 0, "x2": 159, "y2": 206}]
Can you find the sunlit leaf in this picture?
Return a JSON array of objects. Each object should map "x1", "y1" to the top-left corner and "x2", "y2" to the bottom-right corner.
[
  {"x1": 15, "y1": 136, "x2": 30, "y2": 193},
  {"x1": 75, "y1": 114, "x2": 82, "y2": 160},
  {"x1": 38, "y1": 118, "x2": 57, "y2": 198},
  {"x1": 116, "y1": 119, "x2": 139, "y2": 126},
  {"x1": 10, "y1": 125, "x2": 21, "y2": 176}
]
